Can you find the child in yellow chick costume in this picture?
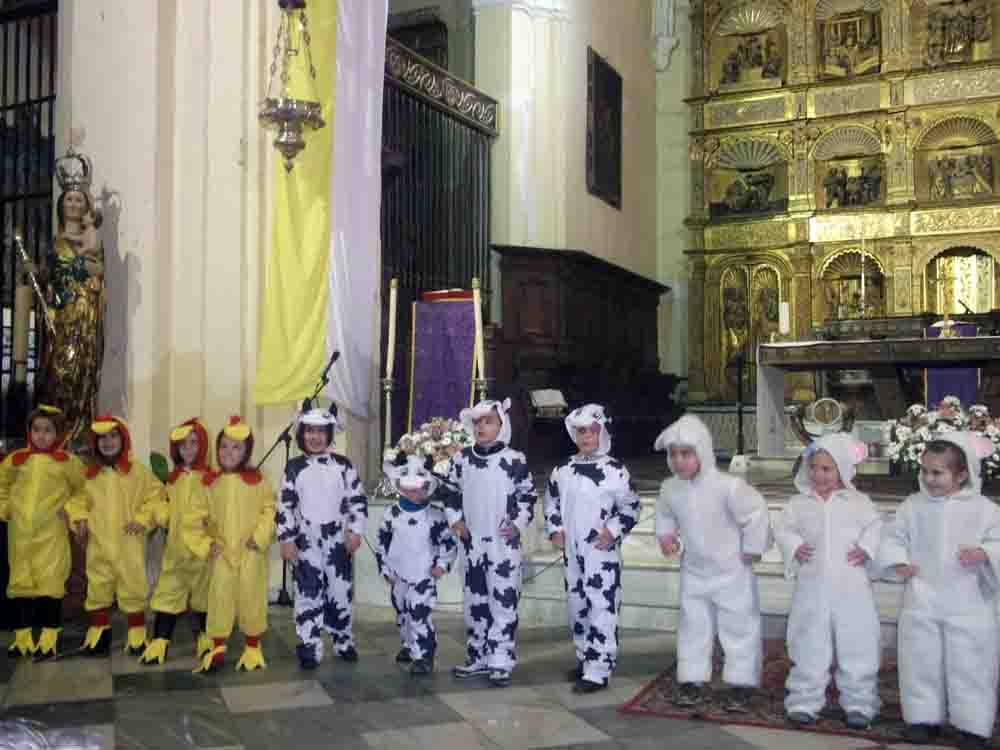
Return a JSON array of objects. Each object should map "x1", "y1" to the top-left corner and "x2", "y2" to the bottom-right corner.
[
  {"x1": 69, "y1": 415, "x2": 166, "y2": 656},
  {"x1": 139, "y1": 418, "x2": 214, "y2": 665},
  {"x1": 193, "y1": 416, "x2": 276, "y2": 673},
  {"x1": 0, "y1": 406, "x2": 86, "y2": 659}
]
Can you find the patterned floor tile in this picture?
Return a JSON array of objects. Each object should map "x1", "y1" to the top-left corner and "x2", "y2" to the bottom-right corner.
[
  {"x1": 221, "y1": 679, "x2": 333, "y2": 713},
  {"x1": 362, "y1": 720, "x2": 500, "y2": 749},
  {"x1": 437, "y1": 687, "x2": 611, "y2": 749},
  {"x1": 5, "y1": 655, "x2": 112, "y2": 706},
  {"x1": 115, "y1": 688, "x2": 241, "y2": 750}
]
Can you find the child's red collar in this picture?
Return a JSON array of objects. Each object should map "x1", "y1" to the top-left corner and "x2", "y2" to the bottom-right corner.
[
  {"x1": 202, "y1": 468, "x2": 264, "y2": 487},
  {"x1": 11, "y1": 443, "x2": 69, "y2": 466}
]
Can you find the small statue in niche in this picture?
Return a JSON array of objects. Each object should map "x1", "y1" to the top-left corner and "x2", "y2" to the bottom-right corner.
[
  {"x1": 822, "y1": 161, "x2": 882, "y2": 208},
  {"x1": 925, "y1": 0, "x2": 992, "y2": 67},
  {"x1": 928, "y1": 152, "x2": 994, "y2": 200},
  {"x1": 723, "y1": 170, "x2": 775, "y2": 214},
  {"x1": 719, "y1": 32, "x2": 783, "y2": 85},
  {"x1": 820, "y1": 13, "x2": 881, "y2": 77}
]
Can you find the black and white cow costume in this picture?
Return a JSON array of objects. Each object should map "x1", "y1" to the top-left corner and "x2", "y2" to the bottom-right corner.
[
  {"x1": 375, "y1": 454, "x2": 458, "y2": 674},
  {"x1": 436, "y1": 398, "x2": 537, "y2": 685},
  {"x1": 544, "y1": 404, "x2": 641, "y2": 693},
  {"x1": 276, "y1": 407, "x2": 368, "y2": 667}
]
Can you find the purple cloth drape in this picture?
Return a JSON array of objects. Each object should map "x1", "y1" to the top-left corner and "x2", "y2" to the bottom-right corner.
[
  {"x1": 926, "y1": 323, "x2": 978, "y2": 408},
  {"x1": 408, "y1": 300, "x2": 476, "y2": 430}
]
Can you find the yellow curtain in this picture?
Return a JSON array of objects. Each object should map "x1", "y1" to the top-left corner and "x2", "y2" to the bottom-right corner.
[{"x1": 253, "y1": 2, "x2": 337, "y2": 404}]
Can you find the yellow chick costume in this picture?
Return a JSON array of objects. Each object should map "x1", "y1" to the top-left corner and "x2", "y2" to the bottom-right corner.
[
  {"x1": 68, "y1": 416, "x2": 166, "y2": 655},
  {"x1": 139, "y1": 418, "x2": 214, "y2": 665},
  {"x1": 0, "y1": 406, "x2": 85, "y2": 658},
  {"x1": 191, "y1": 417, "x2": 275, "y2": 672}
]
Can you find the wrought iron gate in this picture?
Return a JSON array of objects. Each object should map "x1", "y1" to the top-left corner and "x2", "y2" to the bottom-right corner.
[{"x1": 0, "y1": 0, "x2": 56, "y2": 438}]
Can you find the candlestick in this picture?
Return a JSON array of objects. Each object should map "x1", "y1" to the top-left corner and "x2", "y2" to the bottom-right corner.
[
  {"x1": 778, "y1": 301, "x2": 790, "y2": 336},
  {"x1": 385, "y1": 278, "x2": 398, "y2": 380},
  {"x1": 472, "y1": 277, "x2": 487, "y2": 382},
  {"x1": 12, "y1": 285, "x2": 29, "y2": 383},
  {"x1": 860, "y1": 238, "x2": 866, "y2": 319}
]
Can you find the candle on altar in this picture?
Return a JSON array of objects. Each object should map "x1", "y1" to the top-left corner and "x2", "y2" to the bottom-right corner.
[
  {"x1": 472, "y1": 277, "x2": 486, "y2": 380},
  {"x1": 860, "y1": 238, "x2": 866, "y2": 318},
  {"x1": 385, "y1": 278, "x2": 398, "y2": 380},
  {"x1": 779, "y1": 301, "x2": 790, "y2": 335},
  {"x1": 12, "y1": 285, "x2": 29, "y2": 383}
]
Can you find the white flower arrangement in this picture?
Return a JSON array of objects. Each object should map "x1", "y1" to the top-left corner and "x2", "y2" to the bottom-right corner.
[
  {"x1": 885, "y1": 395, "x2": 1000, "y2": 477},
  {"x1": 384, "y1": 417, "x2": 473, "y2": 476}
]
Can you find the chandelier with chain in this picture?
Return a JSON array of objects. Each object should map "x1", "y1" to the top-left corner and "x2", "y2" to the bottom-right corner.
[{"x1": 258, "y1": 0, "x2": 325, "y2": 172}]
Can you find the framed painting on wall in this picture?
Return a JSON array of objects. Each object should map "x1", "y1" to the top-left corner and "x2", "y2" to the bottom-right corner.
[{"x1": 586, "y1": 46, "x2": 623, "y2": 209}]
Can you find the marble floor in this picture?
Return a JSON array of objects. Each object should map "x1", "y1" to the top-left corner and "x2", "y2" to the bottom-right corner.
[{"x1": 0, "y1": 604, "x2": 944, "y2": 750}]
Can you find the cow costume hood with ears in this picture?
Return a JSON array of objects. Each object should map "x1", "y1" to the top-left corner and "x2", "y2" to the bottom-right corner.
[
  {"x1": 383, "y1": 452, "x2": 441, "y2": 495},
  {"x1": 295, "y1": 405, "x2": 342, "y2": 453},
  {"x1": 565, "y1": 403, "x2": 612, "y2": 456},
  {"x1": 460, "y1": 398, "x2": 512, "y2": 445}
]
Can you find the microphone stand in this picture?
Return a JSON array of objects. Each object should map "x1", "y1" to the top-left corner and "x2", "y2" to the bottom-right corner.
[{"x1": 256, "y1": 350, "x2": 340, "y2": 607}]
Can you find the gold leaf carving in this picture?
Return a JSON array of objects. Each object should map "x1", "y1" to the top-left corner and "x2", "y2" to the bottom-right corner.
[
  {"x1": 705, "y1": 96, "x2": 787, "y2": 128},
  {"x1": 706, "y1": 221, "x2": 790, "y2": 250},
  {"x1": 911, "y1": 70, "x2": 1000, "y2": 105},
  {"x1": 911, "y1": 206, "x2": 1000, "y2": 235},
  {"x1": 813, "y1": 83, "x2": 881, "y2": 117}
]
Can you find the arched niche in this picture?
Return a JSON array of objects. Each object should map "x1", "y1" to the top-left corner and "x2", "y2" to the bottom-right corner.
[
  {"x1": 709, "y1": 0, "x2": 788, "y2": 93},
  {"x1": 913, "y1": 116, "x2": 997, "y2": 202},
  {"x1": 815, "y1": 0, "x2": 883, "y2": 78},
  {"x1": 708, "y1": 137, "x2": 789, "y2": 218},
  {"x1": 924, "y1": 245, "x2": 998, "y2": 314},
  {"x1": 819, "y1": 246, "x2": 887, "y2": 319},
  {"x1": 909, "y1": 0, "x2": 996, "y2": 69},
  {"x1": 707, "y1": 253, "x2": 792, "y2": 400},
  {"x1": 810, "y1": 125, "x2": 884, "y2": 209}
]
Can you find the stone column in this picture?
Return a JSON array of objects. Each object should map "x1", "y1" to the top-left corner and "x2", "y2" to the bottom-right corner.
[
  {"x1": 473, "y1": 0, "x2": 569, "y2": 250},
  {"x1": 881, "y1": 0, "x2": 907, "y2": 72}
]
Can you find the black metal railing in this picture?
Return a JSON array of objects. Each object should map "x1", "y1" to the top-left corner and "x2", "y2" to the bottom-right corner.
[
  {"x1": 381, "y1": 39, "x2": 497, "y2": 442},
  {"x1": 0, "y1": 0, "x2": 55, "y2": 436}
]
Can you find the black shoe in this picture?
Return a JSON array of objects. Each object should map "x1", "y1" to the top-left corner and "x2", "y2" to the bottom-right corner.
[
  {"x1": 395, "y1": 648, "x2": 413, "y2": 664},
  {"x1": 787, "y1": 711, "x2": 817, "y2": 726},
  {"x1": 674, "y1": 682, "x2": 706, "y2": 708},
  {"x1": 338, "y1": 646, "x2": 359, "y2": 662},
  {"x1": 723, "y1": 686, "x2": 753, "y2": 713},
  {"x1": 903, "y1": 724, "x2": 939, "y2": 744},
  {"x1": 573, "y1": 678, "x2": 607, "y2": 694},
  {"x1": 409, "y1": 658, "x2": 433, "y2": 676},
  {"x1": 958, "y1": 731, "x2": 989, "y2": 750},
  {"x1": 567, "y1": 664, "x2": 583, "y2": 682},
  {"x1": 296, "y1": 644, "x2": 319, "y2": 670},
  {"x1": 845, "y1": 711, "x2": 872, "y2": 731}
]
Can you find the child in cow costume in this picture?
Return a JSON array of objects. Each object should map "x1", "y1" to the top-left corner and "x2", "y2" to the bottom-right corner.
[
  {"x1": 544, "y1": 404, "x2": 641, "y2": 694},
  {"x1": 277, "y1": 406, "x2": 368, "y2": 669},
  {"x1": 436, "y1": 398, "x2": 537, "y2": 688},
  {"x1": 377, "y1": 454, "x2": 458, "y2": 676}
]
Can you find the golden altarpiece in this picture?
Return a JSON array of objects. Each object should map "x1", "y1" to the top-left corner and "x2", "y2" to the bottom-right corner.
[{"x1": 686, "y1": 0, "x2": 1000, "y2": 411}]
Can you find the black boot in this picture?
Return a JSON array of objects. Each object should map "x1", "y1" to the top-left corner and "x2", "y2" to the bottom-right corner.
[{"x1": 32, "y1": 598, "x2": 63, "y2": 661}]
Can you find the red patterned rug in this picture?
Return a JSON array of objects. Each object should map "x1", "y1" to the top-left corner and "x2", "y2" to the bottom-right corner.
[{"x1": 620, "y1": 642, "x2": 1000, "y2": 747}]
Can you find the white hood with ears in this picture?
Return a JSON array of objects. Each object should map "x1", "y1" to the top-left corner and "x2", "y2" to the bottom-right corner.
[
  {"x1": 920, "y1": 431, "x2": 995, "y2": 495},
  {"x1": 794, "y1": 432, "x2": 867, "y2": 494},
  {"x1": 460, "y1": 397, "x2": 512, "y2": 444},
  {"x1": 654, "y1": 414, "x2": 717, "y2": 480}
]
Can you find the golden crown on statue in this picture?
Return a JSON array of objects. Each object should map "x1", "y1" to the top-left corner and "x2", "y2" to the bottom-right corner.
[{"x1": 55, "y1": 147, "x2": 93, "y2": 194}]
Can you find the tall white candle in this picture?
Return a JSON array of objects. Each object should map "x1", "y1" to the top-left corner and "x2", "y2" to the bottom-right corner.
[
  {"x1": 860, "y1": 238, "x2": 866, "y2": 318},
  {"x1": 12, "y1": 285, "x2": 30, "y2": 383},
  {"x1": 385, "y1": 278, "x2": 398, "y2": 380},
  {"x1": 779, "y1": 301, "x2": 790, "y2": 335},
  {"x1": 472, "y1": 277, "x2": 487, "y2": 380}
]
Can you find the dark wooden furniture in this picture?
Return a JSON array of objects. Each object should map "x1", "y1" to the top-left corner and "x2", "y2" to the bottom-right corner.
[{"x1": 492, "y1": 245, "x2": 676, "y2": 462}]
